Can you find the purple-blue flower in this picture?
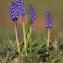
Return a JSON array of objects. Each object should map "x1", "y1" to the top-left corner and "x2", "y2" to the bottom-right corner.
[
  {"x1": 46, "y1": 11, "x2": 52, "y2": 28},
  {"x1": 10, "y1": 2, "x2": 19, "y2": 21},
  {"x1": 17, "y1": 30, "x2": 21, "y2": 42},
  {"x1": 16, "y1": 0, "x2": 26, "y2": 16},
  {"x1": 16, "y1": 27, "x2": 21, "y2": 41},
  {"x1": 29, "y1": 5, "x2": 36, "y2": 24}
]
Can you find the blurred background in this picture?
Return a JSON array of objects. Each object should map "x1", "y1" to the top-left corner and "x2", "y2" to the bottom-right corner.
[{"x1": 0, "y1": 0, "x2": 63, "y2": 40}]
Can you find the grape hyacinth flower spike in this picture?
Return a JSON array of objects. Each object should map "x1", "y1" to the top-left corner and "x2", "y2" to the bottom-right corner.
[
  {"x1": 45, "y1": 11, "x2": 53, "y2": 54},
  {"x1": 10, "y1": 1, "x2": 20, "y2": 53},
  {"x1": 29, "y1": 5, "x2": 36, "y2": 24},
  {"x1": 10, "y1": 2, "x2": 18, "y2": 21},
  {"x1": 16, "y1": 0, "x2": 26, "y2": 16},
  {"x1": 27, "y1": 5, "x2": 36, "y2": 38},
  {"x1": 16, "y1": 0, "x2": 26, "y2": 26},
  {"x1": 46, "y1": 11, "x2": 52, "y2": 29},
  {"x1": 16, "y1": 0, "x2": 27, "y2": 56},
  {"x1": 17, "y1": 29, "x2": 21, "y2": 42},
  {"x1": 28, "y1": 5, "x2": 36, "y2": 34},
  {"x1": 25, "y1": 5, "x2": 35, "y2": 35},
  {"x1": 26, "y1": 5, "x2": 36, "y2": 50}
]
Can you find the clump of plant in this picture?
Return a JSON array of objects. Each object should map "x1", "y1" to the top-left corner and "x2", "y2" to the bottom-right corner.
[
  {"x1": 9, "y1": 0, "x2": 44, "y2": 63},
  {"x1": 0, "y1": 0, "x2": 63, "y2": 63}
]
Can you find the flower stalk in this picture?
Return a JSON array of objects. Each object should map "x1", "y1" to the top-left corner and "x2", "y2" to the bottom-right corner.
[
  {"x1": 9, "y1": 1, "x2": 20, "y2": 53},
  {"x1": 47, "y1": 29, "x2": 50, "y2": 53},
  {"x1": 15, "y1": 22, "x2": 20, "y2": 53},
  {"x1": 45, "y1": 11, "x2": 52, "y2": 54},
  {"x1": 22, "y1": 16, "x2": 27, "y2": 56}
]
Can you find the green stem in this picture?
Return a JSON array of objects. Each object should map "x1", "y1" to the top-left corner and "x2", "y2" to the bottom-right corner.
[
  {"x1": 47, "y1": 29, "x2": 50, "y2": 54},
  {"x1": 22, "y1": 16, "x2": 27, "y2": 56},
  {"x1": 29, "y1": 26, "x2": 32, "y2": 52}
]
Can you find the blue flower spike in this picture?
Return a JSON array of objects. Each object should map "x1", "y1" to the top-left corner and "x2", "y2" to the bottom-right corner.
[
  {"x1": 17, "y1": 29, "x2": 21, "y2": 42},
  {"x1": 16, "y1": 0, "x2": 26, "y2": 16},
  {"x1": 45, "y1": 11, "x2": 53, "y2": 55},
  {"x1": 46, "y1": 11, "x2": 52, "y2": 29},
  {"x1": 29, "y1": 5, "x2": 36, "y2": 24},
  {"x1": 16, "y1": 0, "x2": 27, "y2": 56},
  {"x1": 10, "y1": 1, "x2": 19, "y2": 22},
  {"x1": 10, "y1": 1, "x2": 20, "y2": 53}
]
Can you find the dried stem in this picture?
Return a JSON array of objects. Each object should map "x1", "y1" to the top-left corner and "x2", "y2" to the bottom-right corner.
[{"x1": 15, "y1": 22, "x2": 20, "y2": 53}]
